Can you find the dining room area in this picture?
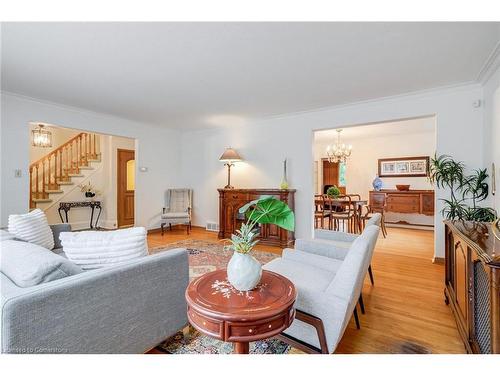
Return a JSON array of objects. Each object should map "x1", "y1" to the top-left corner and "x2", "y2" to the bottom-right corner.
[{"x1": 312, "y1": 117, "x2": 437, "y2": 239}]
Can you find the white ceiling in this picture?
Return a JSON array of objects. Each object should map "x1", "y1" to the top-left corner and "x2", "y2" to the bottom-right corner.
[
  {"x1": 2, "y1": 22, "x2": 499, "y2": 130},
  {"x1": 314, "y1": 117, "x2": 436, "y2": 143}
]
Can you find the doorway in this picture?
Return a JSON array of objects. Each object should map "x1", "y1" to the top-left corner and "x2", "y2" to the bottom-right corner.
[
  {"x1": 322, "y1": 159, "x2": 346, "y2": 195},
  {"x1": 117, "y1": 148, "x2": 135, "y2": 228}
]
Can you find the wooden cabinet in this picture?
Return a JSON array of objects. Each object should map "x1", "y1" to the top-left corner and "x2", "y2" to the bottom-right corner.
[
  {"x1": 218, "y1": 189, "x2": 296, "y2": 247},
  {"x1": 369, "y1": 190, "x2": 434, "y2": 216},
  {"x1": 444, "y1": 221, "x2": 500, "y2": 353}
]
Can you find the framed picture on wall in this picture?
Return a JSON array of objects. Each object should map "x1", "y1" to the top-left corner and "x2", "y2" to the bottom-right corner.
[{"x1": 378, "y1": 156, "x2": 430, "y2": 177}]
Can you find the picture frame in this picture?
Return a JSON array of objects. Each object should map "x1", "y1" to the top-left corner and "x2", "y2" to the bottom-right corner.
[{"x1": 378, "y1": 156, "x2": 430, "y2": 178}]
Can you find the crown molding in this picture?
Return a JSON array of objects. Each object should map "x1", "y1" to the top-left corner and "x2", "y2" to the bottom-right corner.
[{"x1": 476, "y1": 41, "x2": 500, "y2": 84}]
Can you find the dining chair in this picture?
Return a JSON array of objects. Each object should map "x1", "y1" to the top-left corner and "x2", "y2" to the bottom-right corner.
[
  {"x1": 362, "y1": 204, "x2": 387, "y2": 238},
  {"x1": 328, "y1": 195, "x2": 356, "y2": 233},
  {"x1": 314, "y1": 194, "x2": 331, "y2": 229}
]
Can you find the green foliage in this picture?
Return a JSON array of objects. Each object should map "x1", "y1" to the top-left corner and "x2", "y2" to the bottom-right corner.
[
  {"x1": 326, "y1": 186, "x2": 341, "y2": 198},
  {"x1": 226, "y1": 196, "x2": 295, "y2": 254},
  {"x1": 429, "y1": 154, "x2": 497, "y2": 222}
]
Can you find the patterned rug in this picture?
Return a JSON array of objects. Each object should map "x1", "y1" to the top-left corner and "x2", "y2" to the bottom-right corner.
[{"x1": 149, "y1": 239, "x2": 296, "y2": 354}]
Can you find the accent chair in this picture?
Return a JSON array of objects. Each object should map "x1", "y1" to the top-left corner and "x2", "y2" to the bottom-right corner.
[{"x1": 161, "y1": 189, "x2": 192, "y2": 235}]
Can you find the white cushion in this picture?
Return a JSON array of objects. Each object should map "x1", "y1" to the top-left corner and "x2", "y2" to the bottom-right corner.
[
  {"x1": 0, "y1": 239, "x2": 83, "y2": 287},
  {"x1": 8, "y1": 209, "x2": 54, "y2": 250},
  {"x1": 59, "y1": 227, "x2": 148, "y2": 270},
  {"x1": 162, "y1": 212, "x2": 190, "y2": 219},
  {"x1": 0, "y1": 229, "x2": 16, "y2": 241}
]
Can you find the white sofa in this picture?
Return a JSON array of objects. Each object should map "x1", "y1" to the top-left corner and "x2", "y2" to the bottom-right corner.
[{"x1": 263, "y1": 223, "x2": 380, "y2": 354}]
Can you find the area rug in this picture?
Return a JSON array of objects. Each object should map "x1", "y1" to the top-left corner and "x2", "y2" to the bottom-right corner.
[
  {"x1": 149, "y1": 239, "x2": 297, "y2": 354},
  {"x1": 149, "y1": 239, "x2": 279, "y2": 280}
]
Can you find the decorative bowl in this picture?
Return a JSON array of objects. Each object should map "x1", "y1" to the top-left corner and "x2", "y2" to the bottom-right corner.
[{"x1": 396, "y1": 184, "x2": 410, "y2": 191}]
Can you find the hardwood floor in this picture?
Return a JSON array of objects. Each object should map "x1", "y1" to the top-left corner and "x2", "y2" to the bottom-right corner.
[{"x1": 148, "y1": 225, "x2": 465, "y2": 354}]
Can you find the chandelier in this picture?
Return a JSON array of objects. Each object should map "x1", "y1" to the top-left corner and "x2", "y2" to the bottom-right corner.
[
  {"x1": 326, "y1": 129, "x2": 352, "y2": 163},
  {"x1": 31, "y1": 124, "x2": 52, "y2": 148}
]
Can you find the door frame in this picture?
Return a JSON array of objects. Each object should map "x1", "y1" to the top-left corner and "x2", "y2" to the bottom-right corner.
[{"x1": 117, "y1": 148, "x2": 135, "y2": 228}]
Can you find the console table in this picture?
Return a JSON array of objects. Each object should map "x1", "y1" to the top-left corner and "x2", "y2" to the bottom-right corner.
[
  {"x1": 185, "y1": 269, "x2": 296, "y2": 354},
  {"x1": 58, "y1": 201, "x2": 102, "y2": 229},
  {"x1": 369, "y1": 190, "x2": 434, "y2": 216},
  {"x1": 444, "y1": 220, "x2": 500, "y2": 353},
  {"x1": 218, "y1": 189, "x2": 296, "y2": 247}
]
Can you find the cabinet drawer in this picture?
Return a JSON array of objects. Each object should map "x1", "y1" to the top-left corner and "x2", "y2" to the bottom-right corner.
[
  {"x1": 386, "y1": 204, "x2": 420, "y2": 213},
  {"x1": 226, "y1": 314, "x2": 288, "y2": 341},
  {"x1": 188, "y1": 307, "x2": 224, "y2": 339},
  {"x1": 386, "y1": 194, "x2": 420, "y2": 205}
]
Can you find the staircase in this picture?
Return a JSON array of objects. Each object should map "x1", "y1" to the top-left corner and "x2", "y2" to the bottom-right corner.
[{"x1": 30, "y1": 132, "x2": 101, "y2": 209}]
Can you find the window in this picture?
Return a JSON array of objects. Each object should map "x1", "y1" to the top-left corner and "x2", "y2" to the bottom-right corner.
[
  {"x1": 126, "y1": 159, "x2": 135, "y2": 191},
  {"x1": 339, "y1": 162, "x2": 346, "y2": 187}
]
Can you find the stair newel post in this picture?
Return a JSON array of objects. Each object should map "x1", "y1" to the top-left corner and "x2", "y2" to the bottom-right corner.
[
  {"x1": 87, "y1": 133, "x2": 90, "y2": 159},
  {"x1": 65, "y1": 145, "x2": 69, "y2": 179},
  {"x1": 70, "y1": 142, "x2": 74, "y2": 174},
  {"x1": 42, "y1": 159, "x2": 46, "y2": 198},
  {"x1": 47, "y1": 154, "x2": 52, "y2": 188},
  {"x1": 29, "y1": 166, "x2": 33, "y2": 209},
  {"x1": 35, "y1": 164, "x2": 39, "y2": 199},
  {"x1": 92, "y1": 133, "x2": 96, "y2": 158},
  {"x1": 59, "y1": 149, "x2": 62, "y2": 184}
]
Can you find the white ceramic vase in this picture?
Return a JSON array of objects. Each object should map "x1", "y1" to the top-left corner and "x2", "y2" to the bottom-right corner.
[{"x1": 227, "y1": 252, "x2": 262, "y2": 291}]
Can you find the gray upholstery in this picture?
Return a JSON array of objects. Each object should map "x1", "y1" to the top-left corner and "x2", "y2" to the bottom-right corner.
[
  {"x1": 1, "y1": 248, "x2": 189, "y2": 353},
  {"x1": 0, "y1": 240, "x2": 83, "y2": 287},
  {"x1": 49, "y1": 223, "x2": 71, "y2": 251},
  {"x1": 263, "y1": 225, "x2": 380, "y2": 353}
]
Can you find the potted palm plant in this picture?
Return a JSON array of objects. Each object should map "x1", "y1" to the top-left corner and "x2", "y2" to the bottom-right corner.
[{"x1": 225, "y1": 196, "x2": 295, "y2": 291}]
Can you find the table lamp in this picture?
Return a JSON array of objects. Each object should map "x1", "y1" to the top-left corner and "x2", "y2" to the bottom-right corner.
[{"x1": 219, "y1": 147, "x2": 242, "y2": 189}]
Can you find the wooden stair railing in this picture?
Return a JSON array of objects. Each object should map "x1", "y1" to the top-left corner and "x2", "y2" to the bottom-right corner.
[{"x1": 29, "y1": 132, "x2": 100, "y2": 209}]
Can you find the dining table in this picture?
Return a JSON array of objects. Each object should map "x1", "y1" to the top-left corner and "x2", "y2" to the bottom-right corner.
[{"x1": 314, "y1": 196, "x2": 368, "y2": 233}]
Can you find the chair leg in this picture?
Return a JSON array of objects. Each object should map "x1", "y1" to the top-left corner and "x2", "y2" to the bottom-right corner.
[
  {"x1": 169, "y1": 223, "x2": 172, "y2": 231},
  {"x1": 161, "y1": 223, "x2": 165, "y2": 236},
  {"x1": 353, "y1": 306, "x2": 361, "y2": 329},
  {"x1": 368, "y1": 264, "x2": 374, "y2": 285},
  {"x1": 358, "y1": 294, "x2": 365, "y2": 314}
]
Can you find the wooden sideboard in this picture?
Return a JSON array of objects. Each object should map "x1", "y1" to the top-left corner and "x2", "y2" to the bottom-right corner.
[
  {"x1": 444, "y1": 221, "x2": 500, "y2": 353},
  {"x1": 369, "y1": 190, "x2": 434, "y2": 216},
  {"x1": 218, "y1": 188, "x2": 296, "y2": 247}
]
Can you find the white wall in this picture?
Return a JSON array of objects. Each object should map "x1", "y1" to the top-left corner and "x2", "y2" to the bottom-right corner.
[
  {"x1": 482, "y1": 64, "x2": 500, "y2": 211},
  {"x1": 180, "y1": 84, "x2": 485, "y2": 258},
  {"x1": 1, "y1": 92, "x2": 182, "y2": 230}
]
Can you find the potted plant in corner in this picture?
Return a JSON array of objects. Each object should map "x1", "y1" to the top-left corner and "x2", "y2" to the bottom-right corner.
[{"x1": 225, "y1": 196, "x2": 295, "y2": 291}]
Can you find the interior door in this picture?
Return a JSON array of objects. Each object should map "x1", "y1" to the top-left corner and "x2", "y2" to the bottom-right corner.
[
  {"x1": 322, "y1": 159, "x2": 346, "y2": 194},
  {"x1": 117, "y1": 149, "x2": 135, "y2": 228}
]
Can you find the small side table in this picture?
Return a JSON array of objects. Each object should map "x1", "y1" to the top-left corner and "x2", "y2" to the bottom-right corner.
[
  {"x1": 58, "y1": 201, "x2": 102, "y2": 229},
  {"x1": 185, "y1": 269, "x2": 296, "y2": 354}
]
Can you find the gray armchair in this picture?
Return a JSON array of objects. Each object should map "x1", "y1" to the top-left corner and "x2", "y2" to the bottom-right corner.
[{"x1": 161, "y1": 189, "x2": 192, "y2": 235}]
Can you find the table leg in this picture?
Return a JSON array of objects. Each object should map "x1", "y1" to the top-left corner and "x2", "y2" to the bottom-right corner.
[
  {"x1": 65, "y1": 209, "x2": 69, "y2": 223},
  {"x1": 95, "y1": 205, "x2": 102, "y2": 229},
  {"x1": 90, "y1": 206, "x2": 95, "y2": 229},
  {"x1": 233, "y1": 342, "x2": 249, "y2": 354},
  {"x1": 58, "y1": 208, "x2": 64, "y2": 223}
]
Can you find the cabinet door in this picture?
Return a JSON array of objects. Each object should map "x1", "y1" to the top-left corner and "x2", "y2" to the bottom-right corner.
[
  {"x1": 370, "y1": 192, "x2": 386, "y2": 209},
  {"x1": 454, "y1": 240, "x2": 469, "y2": 325},
  {"x1": 421, "y1": 193, "x2": 435, "y2": 215}
]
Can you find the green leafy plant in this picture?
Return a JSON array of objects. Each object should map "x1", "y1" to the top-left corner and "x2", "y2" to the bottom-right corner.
[
  {"x1": 225, "y1": 196, "x2": 295, "y2": 254},
  {"x1": 326, "y1": 185, "x2": 341, "y2": 198},
  {"x1": 429, "y1": 154, "x2": 497, "y2": 222}
]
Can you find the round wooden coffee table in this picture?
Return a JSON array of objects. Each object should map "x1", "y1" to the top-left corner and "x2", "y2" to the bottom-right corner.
[{"x1": 185, "y1": 269, "x2": 297, "y2": 354}]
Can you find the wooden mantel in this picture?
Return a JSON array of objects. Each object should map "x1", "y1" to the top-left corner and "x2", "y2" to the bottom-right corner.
[{"x1": 218, "y1": 188, "x2": 296, "y2": 247}]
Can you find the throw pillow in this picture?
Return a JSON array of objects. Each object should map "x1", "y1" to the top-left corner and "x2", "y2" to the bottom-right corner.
[
  {"x1": 60, "y1": 226, "x2": 148, "y2": 270},
  {"x1": 0, "y1": 229, "x2": 16, "y2": 241},
  {"x1": 8, "y1": 209, "x2": 54, "y2": 250},
  {"x1": 0, "y1": 239, "x2": 83, "y2": 287}
]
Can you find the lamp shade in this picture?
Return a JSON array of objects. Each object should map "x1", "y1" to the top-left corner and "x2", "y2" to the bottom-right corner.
[{"x1": 219, "y1": 147, "x2": 242, "y2": 163}]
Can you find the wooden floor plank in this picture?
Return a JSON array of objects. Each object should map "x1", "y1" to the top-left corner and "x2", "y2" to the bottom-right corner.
[{"x1": 148, "y1": 225, "x2": 465, "y2": 354}]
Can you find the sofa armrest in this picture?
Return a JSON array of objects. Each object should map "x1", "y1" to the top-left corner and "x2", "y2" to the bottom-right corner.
[
  {"x1": 1, "y1": 248, "x2": 189, "y2": 353},
  {"x1": 294, "y1": 238, "x2": 350, "y2": 261},
  {"x1": 49, "y1": 223, "x2": 72, "y2": 249},
  {"x1": 314, "y1": 229, "x2": 358, "y2": 242}
]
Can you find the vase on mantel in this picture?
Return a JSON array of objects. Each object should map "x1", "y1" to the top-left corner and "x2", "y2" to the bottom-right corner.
[
  {"x1": 227, "y1": 252, "x2": 262, "y2": 291},
  {"x1": 280, "y1": 158, "x2": 289, "y2": 189}
]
